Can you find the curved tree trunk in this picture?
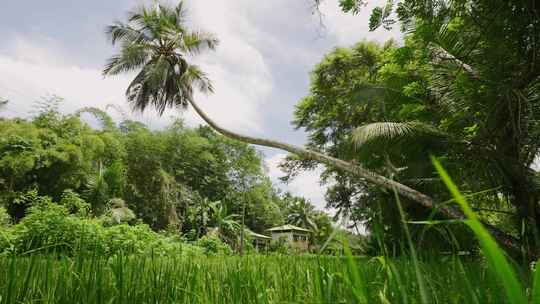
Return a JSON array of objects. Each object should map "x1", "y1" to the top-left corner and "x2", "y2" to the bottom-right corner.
[{"x1": 188, "y1": 98, "x2": 527, "y2": 259}]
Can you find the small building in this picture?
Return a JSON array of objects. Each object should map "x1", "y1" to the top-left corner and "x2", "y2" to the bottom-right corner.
[
  {"x1": 247, "y1": 230, "x2": 272, "y2": 251},
  {"x1": 266, "y1": 224, "x2": 311, "y2": 251}
]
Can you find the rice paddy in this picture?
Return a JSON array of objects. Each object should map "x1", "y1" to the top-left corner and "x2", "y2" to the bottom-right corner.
[{"x1": 0, "y1": 253, "x2": 534, "y2": 304}]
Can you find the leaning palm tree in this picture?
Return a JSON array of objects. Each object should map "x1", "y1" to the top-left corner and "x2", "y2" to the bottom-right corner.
[{"x1": 103, "y1": 1, "x2": 520, "y2": 254}]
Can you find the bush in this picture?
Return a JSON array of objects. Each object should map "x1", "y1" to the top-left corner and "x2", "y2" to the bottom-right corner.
[
  {"x1": 101, "y1": 198, "x2": 136, "y2": 226},
  {"x1": 268, "y1": 237, "x2": 292, "y2": 254},
  {"x1": 10, "y1": 201, "x2": 105, "y2": 254},
  {"x1": 4, "y1": 199, "x2": 203, "y2": 257},
  {"x1": 0, "y1": 227, "x2": 13, "y2": 255},
  {"x1": 0, "y1": 207, "x2": 10, "y2": 227},
  {"x1": 196, "y1": 234, "x2": 233, "y2": 256},
  {"x1": 59, "y1": 190, "x2": 91, "y2": 217}
]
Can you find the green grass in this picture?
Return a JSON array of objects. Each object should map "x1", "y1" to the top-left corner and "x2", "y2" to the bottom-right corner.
[{"x1": 0, "y1": 253, "x2": 533, "y2": 303}]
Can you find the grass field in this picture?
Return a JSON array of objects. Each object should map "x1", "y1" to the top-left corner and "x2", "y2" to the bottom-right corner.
[{"x1": 0, "y1": 253, "x2": 532, "y2": 304}]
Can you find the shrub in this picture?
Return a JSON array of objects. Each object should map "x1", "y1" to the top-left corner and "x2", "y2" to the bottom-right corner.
[
  {"x1": 268, "y1": 237, "x2": 292, "y2": 254},
  {"x1": 103, "y1": 224, "x2": 160, "y2": 254},
  {"x1": 10, "y1": 201, "x2": 105, "y2": 254},
  {"x1": 0, "y1": 207, "x2": 10, "y2": 227},
  {"x1": 101, "y1": 198, "x2": 136, "y2": 226},
  {"x1": 4, "y1": 198, "x2": 203, "y2": 257},
  {"x1": 0, "y1": 227, "x2": 13, "y2": 255},
  {"x1": 59, "y1": 190, "x2": 91, "y2": 217},
  {"x1": 196, "y1": 234, "x2": 233, "y2": 256},
  {"x1": 7, "y1": 189, "x2": 51, "y2": 221}
]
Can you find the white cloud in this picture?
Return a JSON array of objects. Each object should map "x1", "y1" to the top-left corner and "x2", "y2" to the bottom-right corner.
[
  {"x1": 0, "y1": 53, "x2": 126, "y2": 119},
  {"x1": 265, "y1": 153, "x2": 329, "y2": 211},
  {"x1": 4, "y1": 34, "x2": 72, "y2": 66},
  {"x1": 184, "y1": 0, "x2": 274, "y2": 133},
  {"x1": 0, "y1": 35, "x2": 175, "y2": 128}
]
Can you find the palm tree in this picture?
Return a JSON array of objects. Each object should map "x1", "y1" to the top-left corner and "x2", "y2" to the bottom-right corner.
[
  {"x1": 286, "y1": 199, "x2": 318, "y2": 232},
  {"x1": 85, "y1": 161, "x2": 109, "y2": 213},
  {"x1": 103, "y1": 1, "x2": 520, "y2": 254}
]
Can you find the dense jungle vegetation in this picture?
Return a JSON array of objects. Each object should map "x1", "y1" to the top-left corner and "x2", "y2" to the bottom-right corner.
[
  {"x1": 1, "y1": 0, "x2": 540, "y2": 303},
  {"x1": 0, "y1": 100, "x2": 342, "y2": 256}
]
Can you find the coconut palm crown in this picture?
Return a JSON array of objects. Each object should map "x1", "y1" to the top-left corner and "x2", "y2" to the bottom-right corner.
[{"x1": 103, "y1": 1, "x2": 218, "y2": 114}]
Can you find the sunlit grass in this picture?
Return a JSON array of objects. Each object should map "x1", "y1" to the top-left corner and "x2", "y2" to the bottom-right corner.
[{"x1": 0, "y1": 253, "x2": 532, "y2": 303}]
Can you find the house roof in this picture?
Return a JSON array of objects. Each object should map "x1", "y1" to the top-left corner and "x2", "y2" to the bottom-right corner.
[
  {"x1": 246, "y1": 229, "x2": 271, "y2": 239},
  {"x1": 266, "y1": 224, "x2": 311, "y2": 233}
]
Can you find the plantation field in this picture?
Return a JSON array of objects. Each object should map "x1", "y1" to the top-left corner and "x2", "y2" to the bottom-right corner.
[{"x1": 0, "y1": 254, "x2": 527, "y2": 304}]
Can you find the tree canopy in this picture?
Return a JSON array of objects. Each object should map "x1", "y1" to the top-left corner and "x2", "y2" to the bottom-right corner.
[
  {"x1": 0, "y1": 99, "x2": 339, "y2": 251},
  {"x1": 294, "y1": 0, "x2": 540, "y2": 257}
]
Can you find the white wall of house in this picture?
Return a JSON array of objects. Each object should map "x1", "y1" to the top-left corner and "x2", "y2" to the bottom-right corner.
[
  {"x1": 270, "y1": 231, "x2": 310, "y2": 251},
  {"x1": 271, "y1": 232, "x2": 292, "y2": 242}
]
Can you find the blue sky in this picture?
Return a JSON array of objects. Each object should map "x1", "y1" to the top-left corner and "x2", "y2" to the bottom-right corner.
[{"x1": 0, "y1": 0, "x2": 400, "y2": 210}]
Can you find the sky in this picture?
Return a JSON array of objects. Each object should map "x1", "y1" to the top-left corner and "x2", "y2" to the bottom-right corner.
[{"x1": 0, "y1": 0, "x2": 401, "y2": 211}]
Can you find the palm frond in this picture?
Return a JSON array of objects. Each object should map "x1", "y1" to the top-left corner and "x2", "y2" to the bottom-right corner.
[
  {"x1": 352, "y1": 121, "x2": 446, "y2": 147},
  {"x1": 103, "y1": 42, "x2": 152, "y2": 76},
  {"x1": 105, "y1": 22, "x2": 150, "y2": 45},
  {"x1": 158, "y1": 2, "x2": 187, "y2": 29},
  {"x1": 182, "y1": 65, "x2": 213, "y2": 94},
  {"x1": 182, "y1": 31, "x2": 219, "y2": 55}
]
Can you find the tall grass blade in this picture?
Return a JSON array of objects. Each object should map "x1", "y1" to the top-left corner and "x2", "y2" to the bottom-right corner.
[
  {"x1": 392, "y1": 187, "x2": 430, "y2": 304},
  {"x1": 431, "y1": 156, "x2": 527, "y2": 304},
  {"x1": 343, "y1": 241, "x2": 368, "y2": 303}
]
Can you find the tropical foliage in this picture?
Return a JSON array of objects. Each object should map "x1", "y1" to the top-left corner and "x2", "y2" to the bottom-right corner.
[
  {"x1": 0, "y1": 98, "x2": 339, "y2": 254},
  {"x1": 291, "y1": 0, "x2": 540, "y2": 258}
]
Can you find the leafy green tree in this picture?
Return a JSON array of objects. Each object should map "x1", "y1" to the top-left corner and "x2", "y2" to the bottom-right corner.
[
  {"x1": 233, "y1": 180, "x2": 283, "y2": 233},
  {"x1": 286, "y1": 40, "x2": 469, "y2": 251},
  {"x1": 0, "y1": 101, "x2": 104, "y2": 209},
  {"x1": 306, "y1": 0, "x2": 540, "y2": 257}
]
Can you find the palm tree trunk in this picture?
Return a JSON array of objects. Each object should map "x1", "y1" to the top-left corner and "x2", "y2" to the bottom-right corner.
[{"x1": 187, "y1": 98, "x2": 528, "y2": 259}]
